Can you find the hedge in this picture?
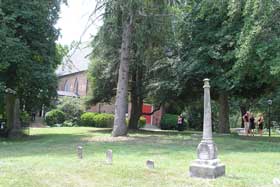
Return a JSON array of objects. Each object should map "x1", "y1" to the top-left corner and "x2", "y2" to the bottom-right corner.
[
  {"x1": 80, "y1": 112, "x2": 114, "y2": 128},
  {"x1": 81, "y1": 113, "x2": 146, "y2": 128},
  {"x1": 45, "y1": 109, "x2": 65, "y2": 126},
  {"x1": 80, "y1": 112, "x2": 98, "y2": 126},
  {"x1": 93, "y1": 113, "x2": 114, "y2": 128},
  {"x1": 160, "y1": 113, "x2": 178, "y2": 130}
]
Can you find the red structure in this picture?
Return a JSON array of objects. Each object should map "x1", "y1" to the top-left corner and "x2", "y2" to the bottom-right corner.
[
  {"x1": 141, "y1": 103, "x2": 163, "y2": 126},
  {"x1": 142, "y1": 104, "x2": 152, "y2": 124}
]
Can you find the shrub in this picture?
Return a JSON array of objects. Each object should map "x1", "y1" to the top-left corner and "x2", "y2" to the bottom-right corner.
[
  {"x1": 138, "y1": 117, "x2": 146, "y2": 128},
  {"x1": 93, "y1": 113, "x2": 114, "y2": 128},
  {"x1": 57, "y1": 97, "x2": 84, "y2": 125},
  {"x1": 125, "y1": 117, "x2": 146, "y2": 128},
  {"x1": 20, "y1": 111, "x2": 31, "y2": 127},
  {"x1": 62, "y1": 120, "x2": 76, "y2": 127},
  {"x1": 80, "y1": 112, "x2": 114, "y2": 128},
  {"x1": 45, "y1": 109, "x2": 65, "y2": 126},
  {"x1": 160, "y1": 113, "x2": 178, "y2": 130},
  {"x1": 80, "y1": 112, "x2": 97, "y2": 126}
]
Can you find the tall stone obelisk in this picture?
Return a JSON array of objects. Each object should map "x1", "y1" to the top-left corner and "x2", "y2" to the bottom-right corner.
[{"x1": 189, "y1": 79, "x2": 225, "y2": 179}]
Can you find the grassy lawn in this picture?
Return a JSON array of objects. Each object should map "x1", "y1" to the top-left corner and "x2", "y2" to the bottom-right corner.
[{"x1": 0, "y1": 127, "x2": 280, "y2": 187}]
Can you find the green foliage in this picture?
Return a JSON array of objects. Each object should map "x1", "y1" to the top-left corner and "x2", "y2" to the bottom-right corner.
[
  {"x1": 45, "y1": 109, "x2": 65, "y2": 126},
  {"x1": 232, "y1": 0, "x2": 280, "y2": 98},
  {"x1": 80, "y1": 112, "x2": 114, "y2": 128},
  {"x1": 185, "y1": 105, "x2": 203, "y2": 131},
  {"x1": 80, "y1": 112, "x2": 98, "y2": 127},
  {"x1": 93, "y1": 113, "x2": 114, "y2": 128},
  {"x1": 138, "y1": 116, "x2": 146, "y2": 128},
  {"x1": 87, "y1": 57, "x2": 118, "y2": 104},
  {"x1": 20, "y1": 111, "x2": 30, "y2": 127},
  {"x1": 62, "y1": 120, "x2": 76, "y2": 127},
  {"x1": 160, "y1": 113, "x2": 178, "y2": 130},
  {"x1": 0, "y1": 0, "x2": 65, "y2": 112},
  {"x1": 88, "y1": 0, "x2": 173, "y2": 104},
  {"x1": 57, "y1": 97, "x2": 84, "y2": 125}
]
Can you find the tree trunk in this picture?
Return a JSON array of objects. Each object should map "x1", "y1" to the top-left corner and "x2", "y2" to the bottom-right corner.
[
  {"x1": 5, "y1": 94, "x2": 22, "y2": 138},
  {"x1": 5, "y1": 94, "x2": 16, "y2": 132},
  {"x1": 128, "y1": 68, "x2": 143, "y2": 130},
  {"x1": 129, "y1": 98, "x2": 142, "y2": 130},
  {"x1": 112, "y1": 16, "x2": 132, "y2": 137},
  {"x1": 217, "y1": 93, "x2": 230, "y2": 133},
  {"x1": 240, "y1": 105, "x2": 247, "y2": 128}
]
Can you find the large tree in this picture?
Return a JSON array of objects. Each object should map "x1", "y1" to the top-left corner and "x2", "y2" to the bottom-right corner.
[
  {"x1": 174, "y1": 0, "x2": 245, "y2": 133},
  {"x1": 89, "y1": 0, "x2": 173, "y2": 135},
  {"x1": 0, "y1": 0, "x2": 65, "y2": 134},
  {"x1": 151, "y1": 0, "x2": 280, "y2": 132}
]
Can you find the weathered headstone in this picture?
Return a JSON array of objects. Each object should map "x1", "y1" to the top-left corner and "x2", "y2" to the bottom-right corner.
[
  {"x1": 146, "y1": 160, "x2": 154, "y2": 169},
  {"x1": 106, "y1": 149, "x2": 113, "y2": 164},
  {"x1": 77, "y1": 145, "x2": 83, "y2": 159},
  {"x1": 189, "y1": 79, "x2": 225, "y2": 179}
]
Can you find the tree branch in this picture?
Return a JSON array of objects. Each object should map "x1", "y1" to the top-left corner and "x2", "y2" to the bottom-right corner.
[{"x1": 142, "y1": 103, "x2": 162, "y2": 116}]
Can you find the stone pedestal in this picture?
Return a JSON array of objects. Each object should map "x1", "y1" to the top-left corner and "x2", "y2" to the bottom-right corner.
[
  {"x1": 190, "y1": 159, "x2": 225, "y2": 179},
  {"x1": 189, "y1": 79, "x2": 225, "y2": 179}
]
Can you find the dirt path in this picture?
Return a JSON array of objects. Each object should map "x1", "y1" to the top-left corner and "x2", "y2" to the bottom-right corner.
[{"x1": 30, "y1": 117, "x2": 45, "y2": 128}]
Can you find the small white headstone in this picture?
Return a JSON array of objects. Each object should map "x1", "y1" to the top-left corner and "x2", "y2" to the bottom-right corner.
[
  {"x1": 77, "y1": 145, "x2": 83, "y2": 159},
  {"x1": 146, "y1": 160, "x2": 154, "y2": 169},
  {"x1": 106, "y1": 149, "x2": 113, "y2": 164}
]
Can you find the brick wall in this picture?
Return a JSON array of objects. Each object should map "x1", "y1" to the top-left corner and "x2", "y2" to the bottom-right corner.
[
  {"x1": 151, "y1": 107, "x2": 164, "y2": 126},
  {"x1": 58, "y1": 71, "x2": 88, "y2": 96},
  {"x1": 88, "y1": 103, "x2": 115, "y2": 114}
]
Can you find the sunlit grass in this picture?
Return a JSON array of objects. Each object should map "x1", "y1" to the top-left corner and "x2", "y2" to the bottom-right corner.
[{"x1": 0, "y1": 127, "x2": 280, "y2": 187}]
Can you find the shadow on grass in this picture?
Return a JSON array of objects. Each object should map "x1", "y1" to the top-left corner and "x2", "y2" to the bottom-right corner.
[
  {"x1": 1, "y1": 128, "x2": 280, "y2": 160},
  {"x1": 88, "y1": 128, "x2": 200, "y2": 137},
  {"x1": 0, "y1": 133, "x2": 94, "y2": 158},
  {"x1": 238, "y1": 135, "x2": 280, "y2": 143}
]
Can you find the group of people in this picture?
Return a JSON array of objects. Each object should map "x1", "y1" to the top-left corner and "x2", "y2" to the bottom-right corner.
[
  {"x1": 242, "y1": 111, "x2": 264, "y2": 136},
  {"x1": 176, "y1": 112, "x2": 265, "y2": 135}
]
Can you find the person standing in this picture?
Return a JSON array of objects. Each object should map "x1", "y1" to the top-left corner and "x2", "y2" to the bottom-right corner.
[
  {"x1": 257, "y1": 114, "x2": 264, "y2": 136},
  {"x1": 242, "y1": 111, "x2": 250, "y2": 136},
  {"x1": 249, "y1": 113, "x2": 255, "y2": 136},
  {"x1": 31, "y1": 111, "x2": 36, "y2": 121},
  {"x1": 177, "y1": 114, "x2": 184, "y2": 131}
]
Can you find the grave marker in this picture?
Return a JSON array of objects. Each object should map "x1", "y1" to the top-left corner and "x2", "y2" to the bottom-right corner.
[
  {"x1": 106, "y1": 149, "x2": 113, "y2": 164},
  {"x1": 189, "y1": 79, "x2": 225, "y2": 179}
]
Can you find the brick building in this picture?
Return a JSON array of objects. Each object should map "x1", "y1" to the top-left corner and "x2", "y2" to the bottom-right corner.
[
  {"x1": 56, "y1": 45, "x2": 163, "y2": 127},
  {"x1": 57, "y1": 71, "x2": 88, "y2": 97}
]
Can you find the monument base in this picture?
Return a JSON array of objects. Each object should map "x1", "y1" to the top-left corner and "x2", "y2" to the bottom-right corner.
[{"x1": 189, "y1": 159, "x2": 225, "y2": 179}]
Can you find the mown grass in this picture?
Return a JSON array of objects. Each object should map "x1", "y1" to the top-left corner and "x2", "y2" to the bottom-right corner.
[{"x1": 0, "y1": 127, "x2": 280, "y2": 187}]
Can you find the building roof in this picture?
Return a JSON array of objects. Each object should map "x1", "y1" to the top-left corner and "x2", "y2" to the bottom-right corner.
[
  {"x1": 56, "y1": 43, "x2": 92, "y2": 77},
  {"x1": 57, "y1": 91, "x2": 78, "y2": 97}
]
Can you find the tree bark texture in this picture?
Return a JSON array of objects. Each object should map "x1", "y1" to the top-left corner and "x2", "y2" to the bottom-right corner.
[
  {"x1": 112, "y1": 17, "x2": 132, "y2": 137},
  {"x1": 128, "y1": 68, "x2": 143, "y2": 130},
  {"x1": 5, "y1": 94, "x2": 22, "y2": 137},
  {"x1": 218, "y1": 93, "x2": 230, "y2": 133},
  {"x1": 5, "y1": 94, "x2": 16, "y2": 132},
  {"x1": 240, "y1": 105, "x2": 247, "y2": 128}
]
